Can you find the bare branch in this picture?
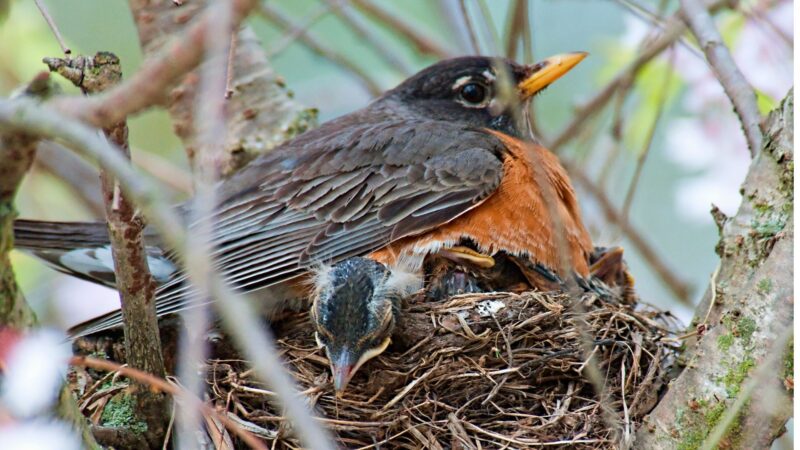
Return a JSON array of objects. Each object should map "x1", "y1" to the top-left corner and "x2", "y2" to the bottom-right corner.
[
  {"x1": 175, "y1": 1, "x2": 232, "y2": 447},
  {"x1": 680, "y1": 0, "x2": 763, "y2": 156},
  {"x1": 457, "y1": 0, "x2": 481, "y2": 54},
  {"x1": 258, "y1": 2, "x2": 383, "y2": 97},
  {"x1": 34, "y1": 143, "x2": 105, "y2": 216},
  {"x1": 621, "y1": 50, "x2": 676, "y2": 219},
  {"x1": 33, "y1": 0, "x2": 71, "y2": 55},
  {"x1": 503, "y1": 0, "x2": 528, "y2": 60},
  {"x1": 323, "y1": 0, "x2": 413, "y2": 75},
  {"x1": 45, "y1": 51, "x2": 170, "y2": 447},
  {"x1": 0, "y1": 73, "x2": 54, "y2": 328},
  {"x1": 349, "y1": 0, "x2": 452, "y2": 59}
]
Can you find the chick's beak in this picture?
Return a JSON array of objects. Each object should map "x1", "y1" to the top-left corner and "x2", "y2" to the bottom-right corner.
[
  {"x1": 518, "y1": 52, "x2": 588, "y2": 99},
  {"x1": 331, "y1": 361, "x2": 355, "y2": 394}
]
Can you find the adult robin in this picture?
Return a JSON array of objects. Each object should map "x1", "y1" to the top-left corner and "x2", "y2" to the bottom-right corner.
[{"x1": 15, "y1": 52, "x2": 629, "y2": 390}]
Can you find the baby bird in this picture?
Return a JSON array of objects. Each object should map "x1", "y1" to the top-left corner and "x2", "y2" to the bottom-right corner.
[{"x1": 309, "y1": 257, "x2": 421, "y2": 393}]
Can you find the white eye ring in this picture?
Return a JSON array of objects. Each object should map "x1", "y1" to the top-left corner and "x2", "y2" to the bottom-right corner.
[{"x1": 453, "y1": 76, "x2": 492, "y2": 108}]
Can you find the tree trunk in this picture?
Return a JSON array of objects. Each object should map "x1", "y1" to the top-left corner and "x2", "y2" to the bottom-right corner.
[{"x1": 634, "y1": 90, "x2": 793, "y2": 449}]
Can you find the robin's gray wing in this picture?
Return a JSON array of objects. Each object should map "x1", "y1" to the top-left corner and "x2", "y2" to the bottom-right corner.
[{"x1": 72, "y1": 118, "x2": 505, "y2": 336}]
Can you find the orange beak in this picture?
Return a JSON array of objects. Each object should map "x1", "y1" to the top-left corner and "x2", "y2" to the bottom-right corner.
[{"x1": 518, "y1": 52, "x2": 588, "y2": 99}]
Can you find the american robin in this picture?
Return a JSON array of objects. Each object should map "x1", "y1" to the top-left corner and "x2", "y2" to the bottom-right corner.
[{"x1": 14, "y1": 52, "x2": 631, "y2": 390}]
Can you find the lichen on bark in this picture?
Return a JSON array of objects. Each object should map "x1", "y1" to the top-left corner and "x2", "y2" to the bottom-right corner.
[{"x1": 635, "y1": 90, "x2": 793, "y2": 450}]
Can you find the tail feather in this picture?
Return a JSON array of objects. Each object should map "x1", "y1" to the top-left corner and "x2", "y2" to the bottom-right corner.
[
  {"x1": 14, "y1": 219, "x2": 111, "y2": 250},
  {"x1": 13, "y1": 219, "x2": 178, "y2": 290}
]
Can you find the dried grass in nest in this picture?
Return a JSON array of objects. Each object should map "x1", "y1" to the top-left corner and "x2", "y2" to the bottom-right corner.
[{"x1": 208, "y1": 291, "x2": 680, "y2": 449}]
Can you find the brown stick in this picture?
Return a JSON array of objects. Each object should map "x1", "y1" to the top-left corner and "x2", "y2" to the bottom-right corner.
[
  {"x1": 70, "y1": 356, "x2": 268, "y2": 450},
  {"x1": 33, "y1": 0, "x2": 71, "y2": 55},
  {"x1": 45, "y1": 52, "x2": 170, "y2": 447},
  {"x1": 34, "y1": 142, "x2": 105, "y2": 216},
  {"x1": 679, "y1": 0, "x2": 763, "y2": 156}
]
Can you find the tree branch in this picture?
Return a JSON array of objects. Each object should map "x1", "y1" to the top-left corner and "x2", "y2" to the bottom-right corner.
[
  {"x1": 0, "y1": 73, "x2": 101, "y2": 450},
  {"x1": 635, "y1": 90, "x2": 793, "y2": 450},
  {"x1": 47, "y1": 0, "x2": 259, "y2": 130},
  {"x1": 680, "y1": 0, "x2": 763, "y2": 156},
  {"x1": 0, "y1": 74, "x2": 53, "y2": 328},
  {"x1": 257, "y1": 2, "x2": 383, "y2": 97},
  {"x1": 45, "y1": 51, "x2": 170, "y2": 448}
]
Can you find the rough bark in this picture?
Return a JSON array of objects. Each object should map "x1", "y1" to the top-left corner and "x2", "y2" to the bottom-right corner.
[
  {"x1": 129, "y1": 0, "x2": 317, "y2": 176},
  {"x1": 45, "y1": 52, "x2": 169, "y2": 448},
  {"x1": 635, "y1": 91, "x2": 793, "y2": 449},
  {"x1": 0, "y1": 76, "x2": 50, "y2": 328}
]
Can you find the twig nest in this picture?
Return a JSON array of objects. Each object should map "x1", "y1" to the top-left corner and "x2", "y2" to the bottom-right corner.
[{"x1": 209, "y1": 291, "x2": 680, "y2": 448}]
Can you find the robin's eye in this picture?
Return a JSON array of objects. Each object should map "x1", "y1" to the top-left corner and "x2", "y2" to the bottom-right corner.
[{"x1": 458, "y1": 82, "x2": 488, "y2": 105}]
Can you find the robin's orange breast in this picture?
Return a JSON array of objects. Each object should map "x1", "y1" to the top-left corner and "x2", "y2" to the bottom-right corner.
[{"x1": 370, "y1": 130, "x2": 593, "y2": 278}]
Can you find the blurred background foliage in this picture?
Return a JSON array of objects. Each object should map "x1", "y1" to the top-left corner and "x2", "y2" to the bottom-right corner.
[{"x1": 0, "y1": 1, "x2": 792, "y2": 334}]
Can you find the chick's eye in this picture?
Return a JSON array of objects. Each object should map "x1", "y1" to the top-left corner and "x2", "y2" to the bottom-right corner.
[{"x1": 459, "y1": 82, "x2": 487, "y2": 105}]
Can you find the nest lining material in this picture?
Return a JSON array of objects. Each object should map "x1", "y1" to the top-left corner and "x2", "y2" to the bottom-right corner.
[{"x1": 207, "y1": 290, "x2": 679, "y2": 449}]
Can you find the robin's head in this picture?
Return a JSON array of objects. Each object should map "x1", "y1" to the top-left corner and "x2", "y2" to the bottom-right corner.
[
  {"x1": 385, "y1": 52, "x2": 587, "y2": 138},
  {"x1": 310, "y1": 257, "x2": 421, "y2": 393}
]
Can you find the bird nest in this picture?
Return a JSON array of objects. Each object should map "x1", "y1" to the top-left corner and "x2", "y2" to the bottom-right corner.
[{"x1": 207, "y1": 291, "x2": 680, "y2": 449}]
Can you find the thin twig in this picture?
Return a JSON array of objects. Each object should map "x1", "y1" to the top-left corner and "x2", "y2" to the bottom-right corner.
[
  {"x1": 266, "y1": 3, "x2": 333, "y2": 56},
  {"x1": 548, "y1": 0, "x2": 730, "y2": 152},
  {"x1": 324, "y1": 0, "x2": 413, "y2": 75},
  {"x1": 35, "y1": 142, "x2": 105, "y2": 216},
  {"x1": 612, "y1": 0, "x2": 703, "y2": 58},
  {"x1": 621, "y1": 49, "x2": 676, "y2": 219},
  {"x1": 225, "y1": 32, "x2": 238, "y2": 99},
  {"x1": 70, "y1": 356, "x2": 268, "y2": 450},
  {"x1": 48, "y1": 0, "x2": 259, "y2": 129},
  {"x1": 349, "y1": 0, "x2": 451, "y2": 58},
  {"x1": 680, "y1": 0, "x2": 763, "y2": 156},
  {"x1": 258, "y1": 3, "x2": 383, "y2": 97},
  {"x1": 34, "y1": 0, "x2": 71, "y2": 55},
  {"x1": 475, "y1": 0, "x2": 501, "y2": 56},
  {"x1": 566, "y1": 162, "x2": 693, "y2": 304},
  {"x1": 175, "y1": 1, "x2": 234, "y2": 447},
  {"x1": 457, "y1": 0, "x2": 481, "y2": 55},
  {"x1": 503, "y1": 0, "x2": 527, "y2": 59}
]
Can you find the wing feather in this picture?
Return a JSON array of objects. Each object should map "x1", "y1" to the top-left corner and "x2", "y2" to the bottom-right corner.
[{"x1": 70, "y1": 118, "x2": 505, "y2": 336}]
